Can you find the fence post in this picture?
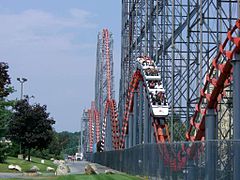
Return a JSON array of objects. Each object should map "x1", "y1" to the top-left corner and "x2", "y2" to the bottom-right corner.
[
  {"x1": 129, "y1": 113, "x2": 133, "y2": 148},
  {"x1": 139, "y1": 81, "x2": 143, "y2": 144},
  {"x1": 144, "y1": 93, "x2": 149, "y2": 143},
  {"x1": 186, "y1": 159, "x2": 195, "y2": 180},
  {"x1": 233, "y1": 51, "x2": 240, "y2": 180},
  {"x1": 133, "y1": 90, "x2": 138, "y2": 146},
  {"x1": 205, "y1": 109, "x2": 216, "y2": 180}
]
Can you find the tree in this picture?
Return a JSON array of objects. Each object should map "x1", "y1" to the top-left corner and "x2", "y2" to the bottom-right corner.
[
  {"x1": 0, "y1": 62, "x2": 14, "y2": 135},
  {"x1": 0, "y1": 141, "x2": 9, "y2": 162},
  {"x1": 42, "y1": 131, "x2": 62, "y2": 159},
  {"x1": 58, "y1": 131, "x2": 80, "y2": 155},
  {"x1": 0, "y1": 62, "x2": 11, "y2": 98},
  {"x1": 0, "y1": 62, "x2": 14, "y2": 162},
  {"x1": 0, "y1": 100, "x2": 14, "y2": 135},
  {"x1": 8, "y1": 99, "x2": 55, "y2": 161},
  {"x1": 168, "y1": 112, "x2": 188, "y2": 141}
]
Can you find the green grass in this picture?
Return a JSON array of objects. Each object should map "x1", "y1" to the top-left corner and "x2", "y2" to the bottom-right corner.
[
  {"x1": 0, "y1": 156, "x2": 57, "y2": 173},
  {"x1": 1, "y1": 173, "x2": 141, "y2": 180}
]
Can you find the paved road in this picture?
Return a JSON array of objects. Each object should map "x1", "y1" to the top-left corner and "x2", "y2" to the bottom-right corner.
[
  {"x1": 0, "y1": 172, "x2": 23, "y2": 179},
  {"x1": 66, "y1": 160, "x2": 89, "y2": 174},
  {"x1": 66, "y1": 160, "x2": 116, "y2": 174},
  {"x1": 0, "y1": 172, "x2": 55, "y2": 179}
]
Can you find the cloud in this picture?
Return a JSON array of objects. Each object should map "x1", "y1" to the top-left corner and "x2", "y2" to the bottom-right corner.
[
  {"x1": 0, "y1": 8, "x2": 99, "y2": 132},
  {"x1": 1, "y1": 8, "x2": 96, "y2": 28},
  {"x1": 70, "y1": 8, "x2": 94, "y2": 20},
  {"x1": 0, "y1": 9, "x2": 96, "y2": 52}
]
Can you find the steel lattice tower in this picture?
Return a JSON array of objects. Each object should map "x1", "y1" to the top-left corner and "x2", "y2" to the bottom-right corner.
[
  {"x1": 81, "y1": 109, "x2": 89, "y2": 153},
  {"x1": 95, "y1": 29, "x2": 115, "y2": 137},
  {"x1": 120, "y1": 0, "x2": 238, "y2": 142}
]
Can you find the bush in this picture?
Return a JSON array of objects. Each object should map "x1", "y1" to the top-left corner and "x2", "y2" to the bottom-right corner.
[
  {"x1": 31, "y1": 148, "x2": 64, "y2": 160},
  {"x1": 0, "y1": 141, "x2": 10, "y2": 162},
  {"x1": 7, "y1": 142, "x2": 20, "y2": 157}
]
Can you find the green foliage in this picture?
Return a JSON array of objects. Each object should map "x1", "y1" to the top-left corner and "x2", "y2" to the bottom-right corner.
[
  {"x1": 47, "y1": 131, "x2": 62, "y2": 157},
  {"x1": 168, "y1": 112, "x2": 187, "y2": 141},
  {"x1": 8, "y1": 99, "x2": 55, "y2": 160},
  {"x1": 31, "y1": 131, "x2": 83, "y2": 159},
  {"x1": 7, "y1": 141, "x2": 20, "y2": 157},
  {"x1": 58, "y1": 131, "x2": 81, "y2": 155},
  {"x1": 31, "y1": 147, "x2": 63, "y2": 160},
  {"x1": 0, "y1": 62, "x2": 12, "y2": 98},
  {"x1": 0, "y1": 142, "x2": 9, "y2": 163},
  {"x1": 0, "y1": 62, "x2": 14, "y2": 138},
  {"x1": 172, "y1": 121, "x2": 187, "y2": 141},
  {"x1": 0, "y1": 99, "x2": 15, "y2": 129}
]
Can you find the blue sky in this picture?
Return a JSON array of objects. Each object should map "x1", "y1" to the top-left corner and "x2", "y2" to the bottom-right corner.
[{"x1": 1, "y1": 0, "x2": 121, "y2": 132}]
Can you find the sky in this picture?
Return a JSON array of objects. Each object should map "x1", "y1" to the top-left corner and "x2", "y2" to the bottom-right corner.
[{"x1": 1, "y1": 0, "x2": 122, "y2": 132}]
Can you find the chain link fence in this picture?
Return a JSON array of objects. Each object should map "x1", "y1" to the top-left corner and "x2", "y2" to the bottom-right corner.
[{"x1": 85, "y1": 140, "x2": 237, "y2": 179}]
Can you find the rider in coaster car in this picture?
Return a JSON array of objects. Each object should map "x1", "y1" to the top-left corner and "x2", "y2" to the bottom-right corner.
[
  {"x1": 155, "y1": 81, "x2": 162, "y2": 89},
  {"x1": 145, "y1": 67, "x2": 158, "y2": 76},
  {"x1": 142, "y1": 60, "x2": 147, "y2": 66},
  {"x1": 151, "y1": 92, "x2": 157, "y2": 105},
  {"x1": 156, "y1": 91, "x2": 165, "y2": 105},
  {"x1": 138, "y1": 57, "x2": 145, "y2": 64},
  {"x1": 145, "y1": 68, "x2": 151, "y2": 75},
  {"x1": 144, "y1": 56, "x2": 152, "y2": 65},
  {"x1": 150, "y1": 68, "x2": 158, "y2": 76},
  {"x1": 149, "y1": 81, "x2": 155, "y2": 89}
]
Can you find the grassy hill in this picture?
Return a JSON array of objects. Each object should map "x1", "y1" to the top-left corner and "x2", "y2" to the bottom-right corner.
[{"x1": 0, "y1": 156, "x2": 57, "y2": 173}]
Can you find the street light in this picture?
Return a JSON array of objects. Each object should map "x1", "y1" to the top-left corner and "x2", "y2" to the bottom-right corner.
[
  {"x1": 17, "y1": 78, "x2": 27, "y2": 99},
  {"x1": 16, "y1": 77, "x2": 27, "y2": 156}
]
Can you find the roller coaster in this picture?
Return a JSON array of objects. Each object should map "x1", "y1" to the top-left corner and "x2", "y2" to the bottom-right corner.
[
  {"x1": 83, "y1": 1, "x2": 240, "y2": 178},
  {"x1": 87, "y1": 17, "x2": 239, "y2": 154}
]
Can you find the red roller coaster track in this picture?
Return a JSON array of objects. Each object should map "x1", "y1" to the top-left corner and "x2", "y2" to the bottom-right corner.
[
  {"x1": 186, "y1": 19, "x2": 240, "y2": 142},
  {"x1": 160, "y1": 19, "x2": 240, "y2": 171},
  {"x1": 100, "y1": 29, "x2": 120, "y2": 150},
  {"x1": 88, "y1": 102, "x2": 100, "y2": 152}
]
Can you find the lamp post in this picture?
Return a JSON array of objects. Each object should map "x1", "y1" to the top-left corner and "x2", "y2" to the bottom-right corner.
[
  {"x1": 16, "y1": 77, "x2": 27, "y2": 156},
  {"x1": 17, "y1": 78, "x2": 27, "y2": 99}
]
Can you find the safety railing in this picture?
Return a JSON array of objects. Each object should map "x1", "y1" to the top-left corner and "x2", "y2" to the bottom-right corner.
[{"x1": 85, "y1": 140, "x2": 238, "y2": 179}]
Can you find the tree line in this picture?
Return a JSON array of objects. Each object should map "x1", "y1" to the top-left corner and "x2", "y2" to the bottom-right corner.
[{"x1": 0, "y1": 62, "x2": 83, "y2": 162}]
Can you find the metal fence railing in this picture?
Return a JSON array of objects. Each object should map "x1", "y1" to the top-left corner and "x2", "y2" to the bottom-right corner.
[{"x1": 85, "y1": 140, "x2": 239, "y2": 179}]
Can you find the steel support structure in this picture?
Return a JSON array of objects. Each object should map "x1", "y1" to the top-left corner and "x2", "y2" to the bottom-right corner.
[
  {"x1": 120, "y1": 0, "x2": 237, "y2": 141},
  {"x1": 81, "y1": 109, "x2": 89, "y2": 153},
  {"x1": 119, "y1": 2, "x2": 238, "y2": 176},
  {"x1": 87, "y1": 109, "x2": 93, "y2": 152},
  {"x1": 105, "y1": 109, "x2": 112, "y2": 151},
  {"x1": 82, "y1": 0, "x2": 240, "y2": 178}
]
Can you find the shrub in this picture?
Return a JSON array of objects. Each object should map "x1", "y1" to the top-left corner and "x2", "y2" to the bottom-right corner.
[
  {"x1": 7, "y1": 142, "x2": 20, "y2": 157},
  {"x1": 0, "y1": 141, "x2": 10, "y2": 162}
]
